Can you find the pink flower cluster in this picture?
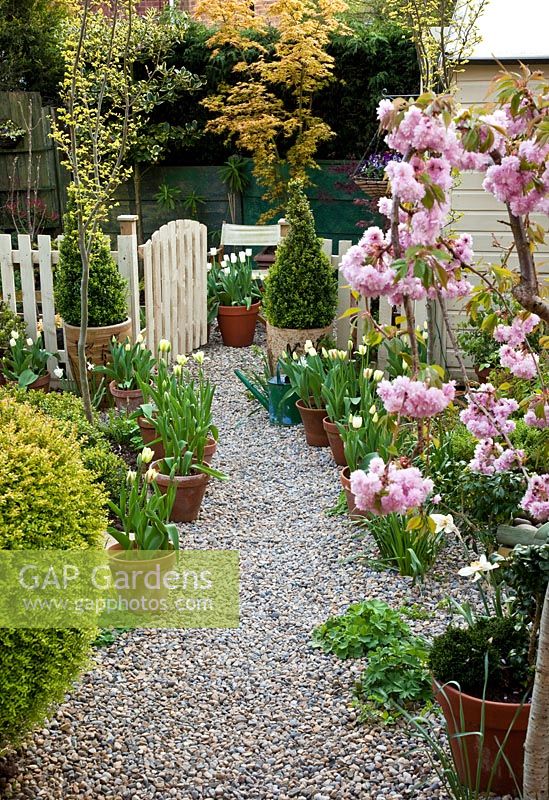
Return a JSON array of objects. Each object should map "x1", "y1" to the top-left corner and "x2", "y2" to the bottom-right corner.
[
  {"x1": 350, "y1": 457, "x2": 434, "y2": 516},
  {"x1": 524, "y1": 398, "x2": 549, "y2": 429},
  {"x1": 494, "y1": 313, "x2": 540, "y2": 346},
  {"x1": 499, "y1": 344, "x2": 539, "y2": 379},
  {"x1": 469, "y1": 438, "x2": 525, "y2": 475},
  {"x1": 377, "y1": 376, "x2": 456, "y2": 419},
  {"x1": 521, "y1": 474, "x2": 549, "y2": 522},
  {"x1": 459, "y1": 383, "x2": 518, "y2": 438},
  {"x1": 385, "y1": 161, "x2": 425, "y2": 203}
]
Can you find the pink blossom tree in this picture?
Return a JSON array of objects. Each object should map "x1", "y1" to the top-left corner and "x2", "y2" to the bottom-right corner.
[{"x1": 340, "y1": 65, "x2": 548, "y2": 797}]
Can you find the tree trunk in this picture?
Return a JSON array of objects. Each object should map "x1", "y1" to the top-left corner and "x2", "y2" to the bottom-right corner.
[
  {"x1": 133, "y1": 163, "x2": 144, "y2": 245},
  {"x1": 524, "y1": 584, "x2": 549, "y2": 800},
  {"x1": 507, "y1": 206, "x2": 549, "y2": 324},
  {"x1": 76, "y1": 220, "x2": 93, "y2": 424}
]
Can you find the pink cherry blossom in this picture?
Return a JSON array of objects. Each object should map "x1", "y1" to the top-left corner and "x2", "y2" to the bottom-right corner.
[
  {"x1": 460, "y1": 383, "x2": 518, "y2": 438},
  {"x1": 469, "y1": 438, "x2": 525, "y2": 475},
  {"x1": 499, "y1": 344, "x2": 539, "y2": 379},
  {"x1": 350, "y1": 457, "x2": 434, "y2": 516},
  {"x1": 524, "y1": 397, "x2": 549, "y2": 429},
  {"x1": 493, "y1": 313, "x2": 540, "y2": 346},
  {"x1": 377, "y1": 376, "x2": 455, "y2": 419},
  {"x1": 385, "y1": 161, "x2": 425, "y2": 203},
  {"x1": 521, "y1": 474, "x2": 549, "y2": 522}
]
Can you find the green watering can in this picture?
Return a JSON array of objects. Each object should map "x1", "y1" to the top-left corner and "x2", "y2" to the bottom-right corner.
[{"x1": 234, "y1": 369, "x2": 302, "y2": 427}]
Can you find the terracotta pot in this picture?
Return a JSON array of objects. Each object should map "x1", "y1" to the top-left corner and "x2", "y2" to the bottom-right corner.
[
  {"x1": 107, "y1": 544, "x2": 176, "y2": 604},
  {"x1": 153, "y1": 463, "x2": 210, "y2": 522},
  {"x1": 340, "y1": 466, "x2": 368, "y2": 519},
  {"x1": 199, "y1": 436, "x2": 217, "y2": 466},
  {"x1": 109, "y1": 380, "x2": 144, "y2": 413},
  {"x1": 433, "y1": 680, "x2": 530, "y2": 795},
  {"x1": 266, "y1": 321, "x2": 334, "y2": 373},
  {"x1": 323, "y1": 417, "x2": 347, "y2": 466},
  {"x1": 28, "y1": 373, "x2": 51, "y2": 393},
  {"x1": 64, "y1": 318, "x2": 132, "y2": 391},
  {"x1": 217, "y1": 302, "x2": 260, "y2": 348},
  {"x1": 295, "y1": 399, "x2": 329, "y2": 447},
  {"x1": 138, "y1": 416, "x2": 164, "y2": 461},
  {"x1": 474, "y1": 365, "x2": 491, "y2": 382}
]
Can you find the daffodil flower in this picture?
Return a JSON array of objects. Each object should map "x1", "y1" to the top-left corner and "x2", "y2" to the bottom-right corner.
[
  {"x1": 458, "y1": 554, "x2": 500, "y2": 582},
  {"x1": 430, "y1": 513, "x2": 459, "y2": 534}
]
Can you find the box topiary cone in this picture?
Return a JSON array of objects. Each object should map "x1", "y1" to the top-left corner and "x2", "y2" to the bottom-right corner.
[
  {"x1": 56, "y1": 204, "x2": 130, "y2": 391},
  {"x1": 262, "y1": 180, "x2": 337, "y2": 372}
]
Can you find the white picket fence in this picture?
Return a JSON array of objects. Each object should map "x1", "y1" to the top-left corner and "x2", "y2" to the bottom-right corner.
[
  {"x1": 140, "y1": 219, "x2": 208, "y2": 357},
  {"x1": 0, "y1": 215, "x2": 208, "y2": 378}
]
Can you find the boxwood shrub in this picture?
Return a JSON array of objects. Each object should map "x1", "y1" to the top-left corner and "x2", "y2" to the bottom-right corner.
[{"x1": 0, "y1": 396, "x2": 106, "y2": 750}]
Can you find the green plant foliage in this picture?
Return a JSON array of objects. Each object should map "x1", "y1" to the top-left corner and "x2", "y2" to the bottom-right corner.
[
  {"x1": 0, "y1": 0, "x2": 70, "y2": 103},
  {"x1": 262, "y1": 181, "x2": 337, "y2": 329},
  {"x1": 428, "y1": 617, "x2": 530, "y2": 699},
  {"x1": 100, "y1": 408, "x2": 142, "y2": 452},
  {"x1": 366, "y1": 513, "x2": 444, "y2": 579},
  {"x1": 0, "y1": 396, "x2": 106, "y2": 749},
  {"x1": 3, "y1": 386, "x2": 127, "y2": 503},
  {"x1": 355, "y1": 637, "x2": 432, "y2": 721},
  {"x1": 55, "y1": 207, "x2": 128, "y2": 328},
  {"x1": 511, "y1": 419, "x2": 549, "y2": 474},
  {"x1": 0, "y1": 300, "x2": 26, "y2": 353},
  {"x1": 311, "y1": 599, "x2": 411, "y2": 659}
]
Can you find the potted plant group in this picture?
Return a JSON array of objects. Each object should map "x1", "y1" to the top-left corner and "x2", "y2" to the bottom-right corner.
[
  {"x1": 55, "y1": 206, "x2": 130, "y2": 390},
  {"x1": 106, "y1": 447, "x2": 179, "y2": 599},
  {"x1": 1, "y1": 331, "x2": 60, "y2": 391},
  {"x1": 429, "y1": 543, "x2": 549, "y2": 795},
  {"x1": 0, "y1": 301, "x2": 26, "y2": 384},
  {"x1": 262, "y1": 180, "x2": 337, "y2": 370},
  {"x1": 281, "y1": 344, "x2": 330, "y2": 447},
  {"x1": 211, "y1": 250, "x2": 262, "y2": 348},
  {"x1": 95, "y1": 334, "x2": 155, "y2": 412}
]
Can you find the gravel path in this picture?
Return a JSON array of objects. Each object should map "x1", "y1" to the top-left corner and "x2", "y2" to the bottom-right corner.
[{"x1": 2, "y1": 330, "x2": 479, "y2": 800}]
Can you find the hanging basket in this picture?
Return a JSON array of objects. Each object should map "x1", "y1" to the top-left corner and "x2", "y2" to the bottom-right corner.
[{"x1": 353, "y1": 176, "x2": 389, "y2": 199}]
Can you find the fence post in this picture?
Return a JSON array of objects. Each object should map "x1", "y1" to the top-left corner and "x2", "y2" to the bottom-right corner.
[
  {"x1": 278, "y1": 217, "x2": 289, "y2": 239},
  {"x1": 117, "y1": 214, "x2": 140, "y2": 340}
]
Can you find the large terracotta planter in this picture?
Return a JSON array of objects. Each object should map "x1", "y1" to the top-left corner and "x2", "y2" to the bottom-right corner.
[
  {"x1": 217, "y1": 302, "x2": 260, "y2": 348},
  {"x1": 340, "y1": 466, "x2": 368, "y2": 519},
  {"x1": 64, "y1": 318, "x2": 132, "y2": 390},
  {"x1": 323, "y1": 417, "x2": 347, "y2": 466},
  {"x1": 295, "y1": 399, "x2": 329, "y2": 447},
  {"x1": 153, "y1": 464, "x2": 210, "y2": 523},
  {"x1": 433, "y1": 680, "x2": 530, "y2": 796},
  {"x1": 109, "y1": 380, "x2": 144, "y2": 413},
  {"x1": 266, "y1": 321, "x2": 334, "y2": 372}
]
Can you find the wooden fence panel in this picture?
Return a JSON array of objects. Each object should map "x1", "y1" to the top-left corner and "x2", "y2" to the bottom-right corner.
[
  {"x1": 0, "y1": 234, "x2": 16, "y2": 310},
  {"x1": 18, "y1": 234, "x2": 37, "y2": 333},
  {"x1": 37, "y1": 234, "x2": 61, "y2": 373}
]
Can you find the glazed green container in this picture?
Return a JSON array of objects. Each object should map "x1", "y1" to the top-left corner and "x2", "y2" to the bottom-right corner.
[{"x1": 234, "y1": 370, "x2": 301, "y2": 426}]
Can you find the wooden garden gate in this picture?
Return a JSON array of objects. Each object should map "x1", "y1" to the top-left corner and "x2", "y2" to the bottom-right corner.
[{"x1": 139, "y1": 218, "x2": 208, "y2": 358}]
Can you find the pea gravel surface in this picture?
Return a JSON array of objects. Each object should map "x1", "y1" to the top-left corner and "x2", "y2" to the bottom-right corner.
[{"x1": 1, "y1": 330, "x2": 496, "y2": 800}]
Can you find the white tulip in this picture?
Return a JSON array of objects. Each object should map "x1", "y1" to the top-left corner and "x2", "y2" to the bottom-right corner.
[
  {"x1": 176, "y1": 354, "x2": 188, "y2": 366},
  {"x1": 245, "y1": 248, "x2": 252, "y2": 257},
  {"x1": 126, "y1": 470, "x2": 137, "y2": 483},
  {"x1": 357, "y1": 344, "x2": 367, "y2": 356},
  {"x1": 373, "y1": 370, "x2": 384, "y2": 382},
  {"x1": 230, "y1": 253, "x2": 237, "y2": 263},
  {"x1": 363, "y1": 367, "x2": 373, "y2": 379},
  {"x1": 10, "y1": 330, "x2": 20, "y2": 340},
  {"x1": 125, "y1": 343, "x2": 131, "y2": 351},
  {"x1": 136, "y1": 333, "x2": 144, "y2": 344},
  {"x1": 192, "y1": 351, "x2": 205, "y2": 365},
  {"x1": 222, "y1": 267, "x2": 230, "y2": 275},
  {"x1": 53, "y1": 367, "x2": 64, "y2": 379},
  {"x1": 26, "y1": 337, "x2": 33, "y2": 347},
  {"x1": 9, "y1": 338, "x2": 16, "y2": 347},
  {"x1": 238, "y1": 251, "x2": 246, "y2": 263},
  {"x1": 369, "y1": 404, "x2": 377, "y2": 415},
  {"x1": 210, "y1": 247, "x2": 218, "y2": 256},
  {"x1": 159, "y1": 339, "x2": 171, "y2": 353},
  {"x1": 372, "y1": 412, "x2": 379, "y2": 423},
  {"x1": 144, "y1": 466, "x2": 158, "y2": 484},
  {"x1": 351, "y1": 415, "x2": 362, "y2": 429},
  {"x1": 173, "y1": 363, "x2": 182, "y2": 377},
  {"x1": 304, "y1": 339, "x2": 313, "y2": 352},
  {"x1": 141, "y1": 447, "x2": 155, "y2": 465},
  {"x1": 308, "y1": 347, "x2": 317, "y2": 357}
]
